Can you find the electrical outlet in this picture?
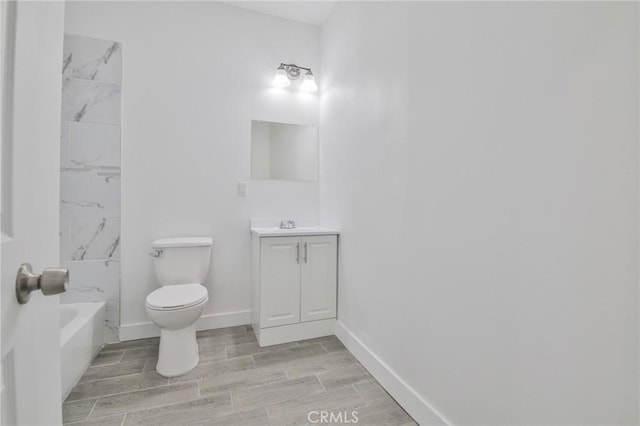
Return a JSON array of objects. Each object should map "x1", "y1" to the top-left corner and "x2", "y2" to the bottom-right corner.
[{"x1": 238, "y1": 182, "x2": 248, "y2": 197}]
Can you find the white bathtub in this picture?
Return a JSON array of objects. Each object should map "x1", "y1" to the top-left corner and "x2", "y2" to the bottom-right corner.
[{"x1": 60, "y1": 302, "x2": 105, "y2": 400}]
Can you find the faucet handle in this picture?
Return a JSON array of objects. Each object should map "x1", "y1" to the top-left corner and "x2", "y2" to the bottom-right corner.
[{"x1": 279, "y1": 219, "x2": 296, "y2": 229}]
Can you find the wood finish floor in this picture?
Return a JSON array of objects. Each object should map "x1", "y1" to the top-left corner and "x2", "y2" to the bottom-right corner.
[{"x1": 63, "y1": 326, "x2": 416, "y2": 425}]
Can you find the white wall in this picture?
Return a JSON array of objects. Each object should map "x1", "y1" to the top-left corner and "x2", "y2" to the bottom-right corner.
[
  {"x1": 250, "y1": 121, "x2": 270, "y2": 179},
  {"x1": 321, "y1": 2, "x2": 639, "y2": 425},
  {"x1": 64, "y1": 1, "x2": 320, "y2": 337}
]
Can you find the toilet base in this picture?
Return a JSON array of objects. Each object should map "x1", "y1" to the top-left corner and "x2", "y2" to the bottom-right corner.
[{"x1": 156, "y1": 324, "x2": 199, "y2": 377}]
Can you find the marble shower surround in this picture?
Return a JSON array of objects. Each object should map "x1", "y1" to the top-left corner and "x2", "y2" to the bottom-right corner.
[{"x1": 60, "y1": 34, "x2": 122, "y2": 343}]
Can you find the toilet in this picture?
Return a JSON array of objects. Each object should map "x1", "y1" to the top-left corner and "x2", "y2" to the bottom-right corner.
[{"x1": 145, "y1": 237, "x2": 213, "y2": 377}]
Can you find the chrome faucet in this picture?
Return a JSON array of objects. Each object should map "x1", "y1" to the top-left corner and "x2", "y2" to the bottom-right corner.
[{"x1": 279, "y1": 219, "x2": 296, "y2": 229}]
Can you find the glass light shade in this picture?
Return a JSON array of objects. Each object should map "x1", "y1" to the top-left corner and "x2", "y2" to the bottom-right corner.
[
  {"x1": 272, "y1": 67, "x2": 291, "y2": 88},
  {"x1": 300, "y1": 71, "x2": 318, "y2": 92}
]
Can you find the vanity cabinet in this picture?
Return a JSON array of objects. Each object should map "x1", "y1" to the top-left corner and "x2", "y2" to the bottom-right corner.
[{"x1": 251, "y1": 229, "x2": 338, "y2": 347}]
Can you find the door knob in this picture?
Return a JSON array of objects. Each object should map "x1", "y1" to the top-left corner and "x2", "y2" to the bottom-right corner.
[{"x1": 15, "y1": 263, "x2": 69, "y2": 304}]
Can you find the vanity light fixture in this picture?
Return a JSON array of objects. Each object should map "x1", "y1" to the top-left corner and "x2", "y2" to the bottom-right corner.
[{"x1": 272, "y1": 63, "x2": 317, "y2": 92}]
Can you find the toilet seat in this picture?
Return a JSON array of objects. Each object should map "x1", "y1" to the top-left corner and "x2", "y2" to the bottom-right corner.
[{"x1": 146, "y1": 284, "x2": 208, "y2": 311}]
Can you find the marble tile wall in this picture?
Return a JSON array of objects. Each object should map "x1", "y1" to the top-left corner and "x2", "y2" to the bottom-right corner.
[{"x1": 60, "y1": 34, "x2": 122, "y2": 343}]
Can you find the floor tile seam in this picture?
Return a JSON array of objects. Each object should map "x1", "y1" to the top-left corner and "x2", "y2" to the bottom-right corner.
[
  {"x1": 315, "y1": 373, "x2": 327, "y2": 392},
  {"x1": 236, "y1": 374, "x2": 326, "y2": 407},
  {"x1": 83, "y1": 397, "x2": 100, "y2": 422},
  {"x1": 90, "y1": 359, "x2": 124, "y2": 368},
  {"x1": 216, "y1": 371, "x2": 292, "y2": 397},
  {"x1": 351, "y1": 383, "x2": 365, "y2": 402},
  {"x1": 170, "y1": 361, "x2": 258, "y2": 384},
  {"x1": 84, "y1": 357, "x2": 148, "y2": 371},
  {"x1": 67, "y1": 411, "x2": 121, "y2": 425},
  {"x1": 122, "y1": 389, "x2": 233, "y2": 421},
  {"x1": 90, "y1": 380, "x2": 202, "y2": 419},
  {"x1": 101, "y1": 344, "x2": 157, "y2": 353},
  {"x1": 76, "y1": 367, "x2": 152, "y2": 386},
  {"x1": 77, "y1": 380, "x2": 187, "y2": 406}
]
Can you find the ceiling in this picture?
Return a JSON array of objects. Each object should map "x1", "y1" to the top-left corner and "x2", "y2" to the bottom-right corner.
[{"x1": 225, "y1": 1, "x2": 337, "y2": 26}]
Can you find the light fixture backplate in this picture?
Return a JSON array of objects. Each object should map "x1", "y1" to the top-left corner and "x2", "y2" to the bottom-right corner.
[{"x1": 284, "y1": 65, "x2": 302, "y2": 80}]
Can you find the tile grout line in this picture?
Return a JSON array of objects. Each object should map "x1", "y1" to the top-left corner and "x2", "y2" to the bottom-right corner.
[
  {"x1": 315, "y1": 373, "x2": 327, "y2": 393},
  {"x1": 85, "y1": 398, "x2": 100, "y2": 421},
  {"x1": 91, "y1": 380, "x2": 202, "y2": 421},
  {"x1": 68, "y1": 380, "x2": 172, "y2": 404},
  {"x1": 75, "y1": 363, "x2": 153, "y2": 387}
]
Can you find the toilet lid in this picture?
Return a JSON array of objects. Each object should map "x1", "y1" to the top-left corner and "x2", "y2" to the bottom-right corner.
[{"x1": 146, "y1": 284, "x2": 208, "y2": 310}]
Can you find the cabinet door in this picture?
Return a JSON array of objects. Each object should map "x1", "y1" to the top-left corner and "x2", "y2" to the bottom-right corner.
[
  {"x1": 300, "y1": 235, "x2": 338, "y2": 322},
  {"x1": 260, "y1": 237, "x2": 301, "y2": 327}
]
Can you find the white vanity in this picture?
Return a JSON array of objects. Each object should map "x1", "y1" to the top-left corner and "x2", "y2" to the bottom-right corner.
[{"x1": 251, "y1": 226, "x2": 339, "y2": 346}]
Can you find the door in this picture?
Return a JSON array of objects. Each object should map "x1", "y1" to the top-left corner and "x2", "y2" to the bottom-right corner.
[
  {"x1": 1, "y1": 2, "x2": 66, "y2": 425},
  {"x1": 260, "y1": 237, "x2": 301, "y2": 327},
  {"x1": 300, "y1": 235, "x2": 337, "y2": 322}
]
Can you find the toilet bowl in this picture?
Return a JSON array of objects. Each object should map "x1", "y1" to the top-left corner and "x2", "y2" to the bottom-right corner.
[{"x1": 145, "y1": 237, "x2": 213, "y2": 377}]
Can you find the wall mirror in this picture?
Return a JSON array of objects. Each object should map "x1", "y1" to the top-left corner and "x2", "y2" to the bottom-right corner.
[{"x1": 251, "y1": 120, "x2": 318, "y2": 181}]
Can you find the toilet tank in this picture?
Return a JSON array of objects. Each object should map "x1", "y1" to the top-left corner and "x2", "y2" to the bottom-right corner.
[{"x1": 151, "y1": 237, "x2": 213, "y2": 286}]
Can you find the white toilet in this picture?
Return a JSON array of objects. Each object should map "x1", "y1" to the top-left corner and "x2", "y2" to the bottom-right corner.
[{"x1": 145, "y1": 237, "x2": 212, "y2": 377}]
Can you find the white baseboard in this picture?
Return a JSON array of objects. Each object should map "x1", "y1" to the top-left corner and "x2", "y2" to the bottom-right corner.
[
  {"x1": 119, "y1": 310, "x2": 252, "y2": 342},
  {"x1": 335, "y1": 321, "x2": 452, "y2": 426}
]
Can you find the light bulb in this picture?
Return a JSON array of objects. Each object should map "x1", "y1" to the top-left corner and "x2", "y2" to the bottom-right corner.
[
  {"x1": 272, "y1": 65, "x2": 291, "y2": 88},
  {"x1": 300, "y1": 70, "x2": 318, "y2": 92}
]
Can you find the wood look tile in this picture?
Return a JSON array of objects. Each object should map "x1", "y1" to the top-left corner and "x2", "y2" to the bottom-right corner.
[
  {"x1": 285, "y1": 349, "x2": 358, "y2": 379},
  {"x1": 196, "y1": 326, "x2": 247, "y2": 337},
  {"x1": 199, "y1": 365, "x2": 288, "y2": 395},
  {"x1": 197, "y1": 332, "x2": 256, "y2": 349},
  {"x1": 101, "y1": 338, "x2": 159, "y2": 352},
  {"x1": 62, "y1": 398, "x2": 97, "y2": 423},
  {"x1": 225, "y1": 341, "x2": 296, "y2": 359},
  {"x1": 169, "y1": 355, "x2": 255, "y2": 383},
  {"x1": 142, "y1": 358, "x2": 158, "y2": 372},
  {"x1": 64, "y1": 327, "x2": 414, "y2": 425},
  {"x1": 66, "y1": 414, "x2": 126, "y2": 426},
  {"x1": 317, "y1": 364, "x2": 374, "y2": 390},
  {"x1": 355, "y1": 399, "x2": 417, "y2": 425},
  {"x1": 79, "y1": 359, "x2": 146, "y2": 383},
  {"x1": 253, "y1": 343, "x2": 327, "y2": 368},
  {"x1": 119, "y1": 346, "x2": 159, "y2": 362},
  {"x1": 193, "y1": 407, "x2": 269, "y2": 426},
  {"x1": 90, "y1": 381, "x2": 199, "y2": 419},
  {"x1": 354, "y1": 380, "x2": 392, "y2": 404},
  {"x1": 267, "y1": 385, "x2": 366, "y2": 426},
  {"x1": 123, "y1": 392, "x2": 232, "y2": 425},
  {"x1": 90, "y1": 350, "x2": 124, "y2": 366},
  {"x1": 67, "y1": 371, "x2": 168, "y2": 401},
  {"x1": 232, "y1": 375, "x2": 324, "y2": 410},
  {"x1": 198, "y1": 345, "x2": 227, "y2": 363},
  {"x1": 296, "y1": 335, "x2": 346, "y2": 353}
]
